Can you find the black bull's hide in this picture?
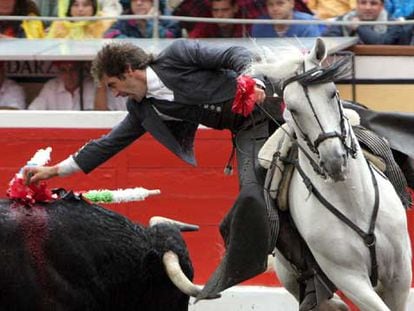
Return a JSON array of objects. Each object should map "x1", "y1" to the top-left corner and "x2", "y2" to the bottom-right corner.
[{"x1": 0, "y1": 192, "x2": 194, "y2": 311}]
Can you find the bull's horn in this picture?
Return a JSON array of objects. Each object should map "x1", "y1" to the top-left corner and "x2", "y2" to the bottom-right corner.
[
  {"x1": 163, "y1": 251, "x2": 201, "y2": 297},
  {"x1": 149, "y1": 216, "x2": 199, "y2": 232}
]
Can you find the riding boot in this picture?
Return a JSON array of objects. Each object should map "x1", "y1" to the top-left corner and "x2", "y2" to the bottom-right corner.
[
  {"x1": 197, "y1": 183, "x2": 270, "y2": 301},
  {"x1": 276, "y1": 210, "x2": 336, "y2": 311}
]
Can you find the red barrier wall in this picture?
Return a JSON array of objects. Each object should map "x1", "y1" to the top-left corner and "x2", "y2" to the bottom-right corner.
[{"x1": 1, "y1": 127, "x2": 412, "y2": 290}]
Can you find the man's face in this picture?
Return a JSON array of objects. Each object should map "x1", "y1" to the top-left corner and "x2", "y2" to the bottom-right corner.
[
  {"x1": 266, "y1": 0, "x2": 294, "y2": 20},
  {"x1": 131, "y1": 0, "x2": 153, "y2": 15},
  {"x1": 104, "y1": 67, "x2": 147, "y2": 102},
  {"x1": 0, "y1": 0, "x2": 15, "y2": 15},
  {"x1": 70, "y1": 0, "x2": 94, "y2": 17},
  {"x1": 357, "y1": 0, "x2": 383, "y2": 21},
  {"x1": 211, "y1": 0, "x2": 238, "y2": 19},
  {"x1": 56, "y1": 63, "x2": 80, "y2": 92}
]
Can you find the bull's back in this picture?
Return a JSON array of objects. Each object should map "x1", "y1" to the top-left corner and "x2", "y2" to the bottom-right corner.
[{"x1": 0, "y1": 196, "x2": 151, "y2": 310}]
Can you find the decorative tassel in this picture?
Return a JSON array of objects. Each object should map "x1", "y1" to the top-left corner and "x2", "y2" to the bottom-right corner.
[
  {"x1": 231, "y1": 75, "x2": 257, "y2": 117},
  {"x1": 81, "y1": 187, "x2": 161, "y2": 203},
  {"x1": 25, "y1": 147, "x2": 52, "y2": 168},
  {"x1": 6, "y1": 147, "x2": 162, "y2": 206},
  {"x1": 7, "y1": 147, "x2": 55, "y2": 204}
]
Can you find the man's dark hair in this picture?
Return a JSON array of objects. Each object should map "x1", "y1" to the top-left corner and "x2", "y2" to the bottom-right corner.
[
  {"x1": 210, "y1": 0, "x2": 238, "y2": 5},
  {"x1": 14, "y1": 0, "x2": 41, "y2": 16},
  {"x1": 91, "y1": 42, "x2": 154, "y2": 83}
]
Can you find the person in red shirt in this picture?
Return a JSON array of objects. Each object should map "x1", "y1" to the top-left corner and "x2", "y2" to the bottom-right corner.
[
  {"x1": 0, "y1": 0, "x2": 44, "y2": 38},
  {"x1": 189, "y1": 0, "x2": 249, "y2": 38}
]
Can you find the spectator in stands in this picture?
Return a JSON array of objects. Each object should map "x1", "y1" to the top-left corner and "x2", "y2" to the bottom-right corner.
[
  {"x1": 307, "y1": 0, "x2": 356, "y2": 19},
  {"x1": 384, "y1": 0, "x2": 414, "y2": 19},
  {"x1": 104, "y1": 0, "x2": 181, "y2": 38},
  {"x1": 0, "y1": 62, "x2": 26, "y2": 110},
  {"x1": 0, "y1": 0, "x2": 45, "y2": 38},
  {"x1": 251, "y1": 0, "x2": 321, "y2": 37},
  {"x1": 188, "y1": 0, "x2": 248, "y2": 38},
  {"x1": 46, "y1": 0, "x2": 112, "y2": 39},
  {"x1": 323, "y1": 0, "x2": 408, "y2": 44},
  {"x1": 28, "y1": 61, "x2": 95, "y2": 110},
  {"x1": 57, "y1": 0, "x2": 123, "y2": 17}
]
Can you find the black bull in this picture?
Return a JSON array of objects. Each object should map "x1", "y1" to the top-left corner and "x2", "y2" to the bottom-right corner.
[{"x1": 0, "y1": 191, "x2": 195, "y2": 311}]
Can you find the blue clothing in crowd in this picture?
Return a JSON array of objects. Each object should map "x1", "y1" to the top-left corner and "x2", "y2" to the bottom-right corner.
[
  {"x1": 104, "y1": 8, "x2": 181, "y2": 39},
  {"x1": 323, "y1": 9, "x2": 409, "y2": 45},
  {"x1": 251, "y1": 11, "x2": 321, "y2": 38},
  {"x1": 385, "y1": 0, "x2": 414, "y2": 19}
]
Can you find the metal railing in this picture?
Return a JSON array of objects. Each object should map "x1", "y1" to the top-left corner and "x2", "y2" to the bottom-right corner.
[{"x1": 1, "y1": 9, "x2": 414, "y2": 39}]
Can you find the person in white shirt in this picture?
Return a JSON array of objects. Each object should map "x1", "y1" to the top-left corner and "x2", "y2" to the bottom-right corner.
[
  {"x1": 0, "y1": 61, "x2": 26, "y2": 110},
  {"x1": 28, "y1": 61, "x2": 95, "y2": 110}
]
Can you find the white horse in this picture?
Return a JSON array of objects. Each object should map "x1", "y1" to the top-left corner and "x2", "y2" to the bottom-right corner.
[{"x1": 252, "y1": 38, "x2": 412, "y2": 310}]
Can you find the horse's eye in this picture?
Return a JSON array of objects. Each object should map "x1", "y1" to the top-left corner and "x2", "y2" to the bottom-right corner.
[{"x1": 330, "y1": 91, "x2": 337, "y2": 99}]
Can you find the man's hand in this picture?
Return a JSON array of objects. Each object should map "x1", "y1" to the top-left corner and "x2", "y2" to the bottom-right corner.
[
  {"x1": 349, "y1": 16, "x2": 360, "y2": 32},
  {"x1": 23, "y1": 165, "x2": 59, "y2": 184},
  {"x1": 254, "y1": 85, "x2": 266, "y2": 104}
]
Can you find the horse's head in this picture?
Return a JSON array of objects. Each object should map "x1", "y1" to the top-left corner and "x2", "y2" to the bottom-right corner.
[{"x1": 251, "y1": 38, "x2": 354, "y2": 181}]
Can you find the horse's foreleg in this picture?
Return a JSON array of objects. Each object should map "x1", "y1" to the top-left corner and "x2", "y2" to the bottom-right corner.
[
  {"x1": 379, "y1": 268, "x2": 411, "y2": 311},
  {"x1": 323, "y1": 268, "x2": 390, "y2": 311},
  {"x1": 379, "y1": 283, "x2": 410, "y2": 311},
  {"x1": 379, "y1": 237, "x2": 412, "y2": 311}
]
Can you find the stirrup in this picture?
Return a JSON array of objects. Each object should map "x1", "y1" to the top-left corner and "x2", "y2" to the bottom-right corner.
[
  {"x1": 298, "y1": 271, "x2": 333, "y2": 311},
  {"x1": 299, "y1": 278, "x2": 317, "y2": 311}
]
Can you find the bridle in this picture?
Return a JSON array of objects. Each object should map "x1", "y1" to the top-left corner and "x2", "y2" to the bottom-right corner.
[{"x1": 282, "y1": 61, "x2": 357, "y2": 177}]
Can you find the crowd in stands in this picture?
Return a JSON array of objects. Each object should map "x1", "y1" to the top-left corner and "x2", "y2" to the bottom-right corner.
[{"x1": 0, "y1": 0, "x2": 413, "y2": 110}]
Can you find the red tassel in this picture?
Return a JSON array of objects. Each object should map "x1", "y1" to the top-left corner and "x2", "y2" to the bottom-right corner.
[
  {"x1": 231, "y1": 75, "x2": 257, "y2": 117},
  {"x1": 7, "y1": 175, "x2": 54, "y2": 205}
]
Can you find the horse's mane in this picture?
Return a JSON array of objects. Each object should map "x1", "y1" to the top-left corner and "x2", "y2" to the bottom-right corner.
[
  {"x1": 296, "y1": 56, "x2": 352, "y2": 86},
  {"x1": 249, "y1": 45, "x2": 304, "y2": 80},
  {"x1": 249, "y1": 44, "x2": 352, "y2": 87}
]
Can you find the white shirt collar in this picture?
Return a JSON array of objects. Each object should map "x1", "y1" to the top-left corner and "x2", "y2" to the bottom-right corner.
[
  {"x1": 146, "y1": 66, "x2": 160, "y2": 93},
  {"x1": 146, "y1": 67, "x2": 174, "y2": 101}
]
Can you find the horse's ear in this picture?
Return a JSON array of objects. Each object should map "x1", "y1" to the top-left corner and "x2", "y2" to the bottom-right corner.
[{"x1": 308, "y1": 37, "x2": 327, "y2": 65}]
